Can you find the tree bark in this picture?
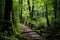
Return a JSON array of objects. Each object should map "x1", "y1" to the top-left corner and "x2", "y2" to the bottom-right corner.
[
  {"x1": 27, "y1": 0, "x2": 31, "y2": 17},
  {"x1": 27, "y1": 0, "x2": 31, "y2": 27},
  {"x1": 30, "y1": 0, "x2": 34, "y2": 29},
  {"x1": 54, "y1": 0, "x2": 57, "y2": 20},
  {"x1": 31, "y1": 0, "x2": 34, "y2": 20},
  {"x1": 0, "y1": 0, "x2": 5, "y2": 31},
  {"x1": 19, "y1": 0, "x2": 23, "y2": 23},
  {"x1": 45, "y1": 5, "x2": 50, "y2": 27},
  {"x1": 2, "y1": 0, "x2": 13, "y2": 35}
]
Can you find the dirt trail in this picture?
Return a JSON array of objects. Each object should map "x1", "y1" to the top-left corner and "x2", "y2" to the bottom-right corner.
[{"x1": 20, "y1": 24, "x2": 45, "y2": 40}]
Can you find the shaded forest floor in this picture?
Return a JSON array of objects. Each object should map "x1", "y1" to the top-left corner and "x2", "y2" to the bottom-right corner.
[{"x1": 19, "y1": 24, "x2": 45, "y2": 40}]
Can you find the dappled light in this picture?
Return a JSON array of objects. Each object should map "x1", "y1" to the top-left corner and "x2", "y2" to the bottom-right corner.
[{"x1": 0, "y1": 0, "x2": 60, "y2": 40}]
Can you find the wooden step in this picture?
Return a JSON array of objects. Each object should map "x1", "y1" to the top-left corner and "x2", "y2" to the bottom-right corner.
[
  {"x1": 30, "y1": 35, "x2": 40, "y2": 37},
  {"x1": 20, "y1": 24, "x2": 45, "y2": 40},
  {"x1": 28, "y1": 32, "x2": 37, "y2": 35}
]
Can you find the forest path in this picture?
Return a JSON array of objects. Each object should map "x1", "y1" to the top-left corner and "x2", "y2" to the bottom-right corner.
[{"x1": 20, "y1": 24, "x2": 45, "y2": 40}]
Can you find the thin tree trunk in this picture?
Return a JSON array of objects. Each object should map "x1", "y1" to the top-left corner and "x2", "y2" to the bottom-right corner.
[
  {"x1": 19, "y1": 0, "x2": 23, "y2": 23},
  {"x1": 45, "y1": 5, "x2": 50, "y2": 27},
  {"x1": 31, "y1": 0, "x2": 34, "y2": 20},
  {"x1": 54, "y1": 0, "x2": 57, "y2": 20},
  {"x1": 27, "y1": 0, "x2": 31, "y2": 17},
  {"x1": 30, "y1": 0, "x2": 34, "y2": 29},
  {"x1": 43, "y1": 0, "x2": 50, "y2": 27},
  {"x1": 21, "y1": 0, "x2": 23, "y2": 23},
  {"x1": 12, "y1": 9, "x2": 15, "y2": 24},
  {"x1": 54, "y1": 0, "x2": 57, "y2": 26},
  {"x1": 27, "y1": 0, "x2": 31, "y2": 27}
]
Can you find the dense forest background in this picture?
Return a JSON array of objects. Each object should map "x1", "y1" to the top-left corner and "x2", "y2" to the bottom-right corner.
[{"x1": 0, "y1": 0, "x2": 60, "y2": 40}]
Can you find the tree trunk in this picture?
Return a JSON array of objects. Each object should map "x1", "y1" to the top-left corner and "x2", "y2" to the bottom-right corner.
[
  {"x1": 2, "y1": 0, "x2": 13, "y2": 35},
  {"x1": 31, "y1": 0, "x2": 34, "y2": 20},
  {"x1": 45, "y1": 5, "x2": 50, "y2": 27},
  {"x1": 27, "y1": 0, "x2": 31, "y2": 27},
  {"x1": 54, "y1": 0, "x2": 57, "y2": 20},
  {"x1": 30, "y1": 0, "x2": 34, "y2": 29},
  {"x1": 27, "y1": 0, "x2": 31, "y2": 17},
  {"x1": 53, "y1": 0, "x2": 57, "y2": 27},
  {"x1": 0, "y1": 0, "x2": 5, "y2": 31},
  {"x1": 19, "y1": 0, "x2": 23, "y2": 23}
]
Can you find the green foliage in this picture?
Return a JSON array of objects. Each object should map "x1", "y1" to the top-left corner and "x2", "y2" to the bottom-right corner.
[{"x1": 0, "y1": 0, "x2": 60, "y2": 40}]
